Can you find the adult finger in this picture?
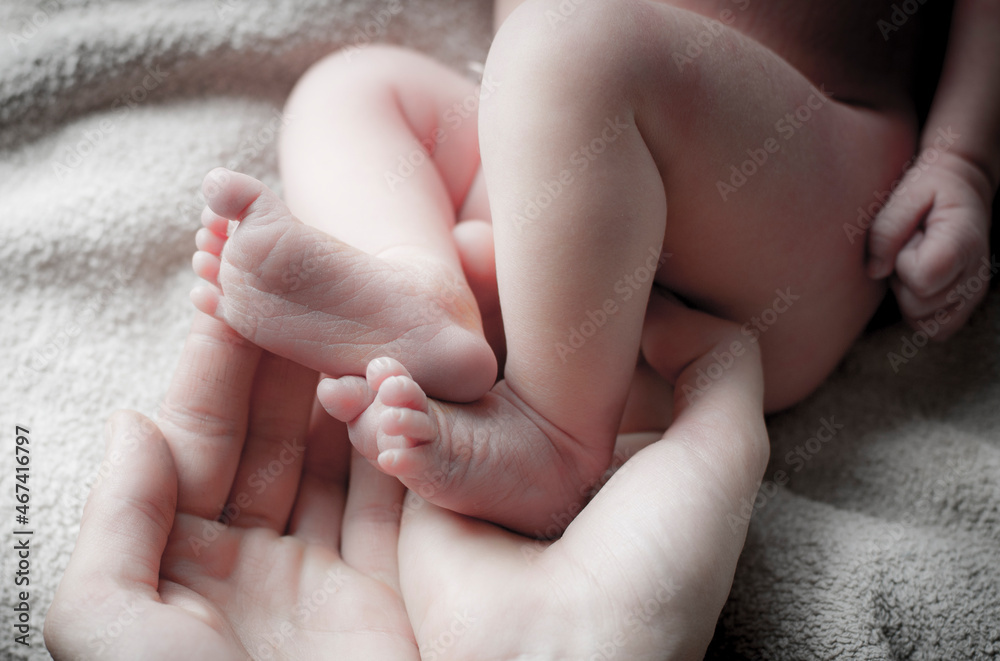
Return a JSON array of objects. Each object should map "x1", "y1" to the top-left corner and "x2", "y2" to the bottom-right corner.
[
  {"x1": 156, "y1": 312, "x2": 262, "y2": 519},
  {"x1": 288, "y1": 399, "x2": 352, "y2": 549},
  {"x1": 341, "y1": 450, "x2": 407, "y2": 593},
  {"x1": 45, "y1": 411, "x2": 176, "y2": 655},
  {"x1": 558, "y1": 321, "x2": 769, "y2": 653},
  {"x1": 225, "y1": 353, "x2": 316, "y2": 531},
  {"x1": 397, "y1": 489, "x2": 534, "y2": 628}
]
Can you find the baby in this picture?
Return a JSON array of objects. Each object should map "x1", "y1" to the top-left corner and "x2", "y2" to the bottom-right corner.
[{"x1": 191, "y1": 0, "x2": 999, "y2": 534}]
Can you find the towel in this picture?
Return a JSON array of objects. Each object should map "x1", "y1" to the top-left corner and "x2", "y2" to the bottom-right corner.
[{"x1": 0, "y1": 1, "x2": 996, "y2": 659}]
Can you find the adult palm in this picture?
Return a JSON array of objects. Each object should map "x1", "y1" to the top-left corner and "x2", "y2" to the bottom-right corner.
[{"x1": 45, "y1": 314, "x2": 417, "y2": 660}]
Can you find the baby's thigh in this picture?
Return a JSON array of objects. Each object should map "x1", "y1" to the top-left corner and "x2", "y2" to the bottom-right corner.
[
  {"x1": 615, "y1": 2, "x2": 916, "y2": 410},
  {"x1": 483, "y1": 0, "x2": 913, "y2": 408},
  {"x1": 279, "y1": 45, "x2": 485, "y2": 237}
]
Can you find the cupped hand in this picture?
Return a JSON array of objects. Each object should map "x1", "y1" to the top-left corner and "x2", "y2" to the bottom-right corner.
[
  {"x1": 45, "y1": 313, "x2": 417, "y2": 660},
  {"x1": 398, "y1": 293, "x2": 771, "y2": 661},
  {"x1": 867, "y1": 150, "x2": 994, "y2": 340}
]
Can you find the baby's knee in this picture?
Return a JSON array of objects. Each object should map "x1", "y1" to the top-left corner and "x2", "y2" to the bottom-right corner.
[
  {"x1": 482, "y1": 0, "x2": 698, "y2": 131},
  {"x1": 485, "y1": 0, "x2": 657, "y2": 103},
  {"x1": 287, "y1": 44, "x2": 424, "y2": 103}
]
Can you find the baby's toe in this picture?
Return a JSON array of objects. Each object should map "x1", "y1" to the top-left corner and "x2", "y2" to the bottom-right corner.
[
  {"x1": 380, "y1": 406, "x2": 436, "y2": 442},
  {"x1": 201, "y1": 206, "x2": 230, "y2": 236},
  {"x1": 190, "y1": 283, "x2": 222, "y2": 316},
  {"x1": 195, "y1": 227, "x2": 227, "y2": 256},
  {"x1": 365, "y1": 356, "x2": 412, "y2": 390},
  {"x1": 377, "y1": 375, "x2": 428, "y2": 412},
  {"x1": 192, "y1": 250, "x2": 221, "y2": 286},
  {"x1": 318, "y1": 375, "x2": 374, "y2": 422},
  {"x1": 377, "y1": 446, "x2": 436, "y2": 477},
  {"x1": 202, "y1": 168, "x2": 287, "y2": 225}
]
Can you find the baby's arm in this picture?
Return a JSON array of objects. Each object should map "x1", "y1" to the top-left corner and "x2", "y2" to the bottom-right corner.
[{"x1": 867, "y1": 0, "x2": 1000, "y2": 339}]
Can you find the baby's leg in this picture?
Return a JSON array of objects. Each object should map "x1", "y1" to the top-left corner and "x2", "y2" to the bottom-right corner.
[
  {"x1": 191, "y1": 46, "x2": 496, "y2": 402},
  {"x1": 329, "y1": 0, "x2": 911, "y2": 534}
]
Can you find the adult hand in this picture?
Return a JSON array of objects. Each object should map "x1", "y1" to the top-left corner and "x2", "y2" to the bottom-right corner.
[
  {"x1": 399, "y1": 293, "x2": 771, "y2": 661},
  {"x1": 45, "y1": 313, "x2": 417, "y2": 660}
]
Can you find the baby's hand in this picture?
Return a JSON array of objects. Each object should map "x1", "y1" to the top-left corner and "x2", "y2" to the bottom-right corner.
[{"x1": 867, "y1": 150, "x2": 993, "y2": 341}]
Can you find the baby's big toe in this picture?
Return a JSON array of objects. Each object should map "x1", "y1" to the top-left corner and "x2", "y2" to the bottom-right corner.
[
  {"x1": 366, "y1": 358, "x2": 429, "y2": 410},
  {"x1": 201, "y1": 168, "x2": 288, "y2": 226},
  {"x1": 318, "y1": 375, "x2": 374, "y2": 423}
]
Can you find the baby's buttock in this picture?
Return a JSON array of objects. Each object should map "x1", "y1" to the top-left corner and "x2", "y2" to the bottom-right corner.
[
  {"x1": 634, "y1": 0, "x2": 922, "y2": 411},
  {"x1": 650, "y1": 104, "x2": 913, "y2": 412}
]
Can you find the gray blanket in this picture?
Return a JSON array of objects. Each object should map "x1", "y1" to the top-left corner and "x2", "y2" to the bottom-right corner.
[{"x1": 1, "y1": 1, "x2": 997, "y2": 659}]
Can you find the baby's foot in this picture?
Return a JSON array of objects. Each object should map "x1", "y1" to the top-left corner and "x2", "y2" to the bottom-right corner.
[
  {"x1": 190, "y1": 168, "x2": 496, "y2": 402},
  {"x1": 319, "y1": 357, "x2": 612, "y2": 536}
]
